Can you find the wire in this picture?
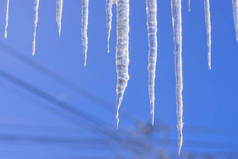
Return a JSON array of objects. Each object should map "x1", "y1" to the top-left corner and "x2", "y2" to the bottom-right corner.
[
  {"x1": 0, "y1": 132, "x2": 109, "y2": 145},
  {"x1": 0, "y1": 43, "x2": 237, "y2": 158},
  {"x1": 0, "y1": 69, "x2": 148, "y2": 155},
  {"x1": 0, "y1": 42, "x2": 141, "y2": 126}
]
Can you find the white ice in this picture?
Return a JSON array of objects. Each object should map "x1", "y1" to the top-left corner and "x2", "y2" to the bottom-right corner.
[
  {"x1": 204, "y1": 0, "x2": 211, "y2": 70},
  {"x1": 146, "y1": 0, "x2": 157, "y2": 126},
  {"x1": 232, "y1": 0, "x2": 238, "y2": 42},
  {"x1": 171, "y1": 0, "x2": 184, "y2": 155},
  {"x1": 106, "y1": 0, "x2": 116, "y2": 53},
  {"x1": 4, "y1": 0, "x2": 10, "y2": 39},
  {"x1": 115, "y1": 0, "x2": 130, "y2": 128},
  {"x1": 56, "y1": 0, "x2": 63, "y2": 36},
  {"x1": 81, "y1": 0, "x2": 89, "y2": 66},
  {"x1": 32, "y1": 0, "x2": 40, "y2": 56}
]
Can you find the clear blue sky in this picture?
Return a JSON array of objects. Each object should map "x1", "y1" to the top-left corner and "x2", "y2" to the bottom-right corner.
[{"x1": 0, "y1": 0, "x2": 237, "y2": 158}]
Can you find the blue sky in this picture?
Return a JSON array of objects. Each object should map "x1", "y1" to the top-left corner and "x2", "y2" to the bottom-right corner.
[{"x1": 0, "y1": 0, "x2": 237, "y2": 158}]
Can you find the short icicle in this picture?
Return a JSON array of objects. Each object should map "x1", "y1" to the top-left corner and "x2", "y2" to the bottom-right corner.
[
  {"x1": 81, "y1": 0, "x2": 89, "y2": 66},
  {"x1": 32, "y1": 0, "x2": 40, "y2": 56},
  {"x1": 188, "y1": 0, "x2": 191, "y2": 12},
  {"x1": 115, "y1": 0, "x2": 130, "y2": 128},
  {"x1": 106, "y1": 0, "x2": 116, "y2": 53},
  {"x1": 56, "y1": 0, "x2": 63, "y2": 36},
  {"x1": 146, "y1": 0, "x2": 158, "y2": 126},
  {"x1": 204, "y1": 0, "x2": 211, "y2": 70},
  {"x1": 4, "y1": 0, "x2": 10, "y2": 39},
  {"x1": 171, "y1": 0, "x2": 184, "y2": 155},
  {"x1": 232, "y1": 0, "x2": 238, "y2": 42}
]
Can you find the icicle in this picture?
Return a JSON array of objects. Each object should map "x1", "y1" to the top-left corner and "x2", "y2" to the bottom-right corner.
[
  {"x1": 115, "y1": 0, "x2": 130, "y2": 128},
  {"x1": 171, "y1": 0, "x2": 183, "y2": 155},
  {"x1": 106, "y1": 0, "x2": 115, "y2": 53},
  {"x1": 81, "y1": 0, "x2": 89, "y2": 66},
  {"x1": 4, "y1": 0, "x2": 10, "y2": 39},
  {"x1": 188, "y1": 0, "x2": 191, "y2": 12},
  {"x1": 32, "y1": 0, "x2": 40, "y2": 56},
  {"x1": 232, "y1": 0, "x2": 238, "y2": 42},
  {"x1": 56, "y1": 0, "x2": 63, "y2": 36},
  {"x1": 204, "y1": 0, "x2": 211, "y2": 70},
  {"x1": 146, "y1": 0, "x2": 157, "y2": 126}
]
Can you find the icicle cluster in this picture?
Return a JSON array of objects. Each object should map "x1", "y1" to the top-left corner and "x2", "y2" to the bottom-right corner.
[
  {"x1": 171, "y1": 0, "x2": 184, "y2": 155},
  {"x1": 4, "y1": 0, "x2": 10, "y2": 39},
  {"x1": 56, "y1": 0, "x2": 63, "y2": 36},
  {"x1": 115, "y1": 0, "x2": 130, "y2": 128},
  {"x1": 81, "y1": 0, "x2": 89, "y2": 66},
  {"x1": 106, "y1": 0, "x2": 116, "y2": 53},
  {"x1": 232, "y1": 0, "x2": 238, "y2": 42},
  {"x1": 3, "y1": 0, "x2": 238, "y2": 156},
  {"x1": 32, "y1": 0, "x2": 40, "y2": 56},
  {"x1": 204, "y1": 0, "x2": 211, "y2": 70},
  {"x1": 146, "y1": 0, "x2": 158, "y2": 125}
]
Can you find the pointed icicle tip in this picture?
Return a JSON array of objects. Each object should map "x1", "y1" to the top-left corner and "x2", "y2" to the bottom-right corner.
[
  {"x1": 56, "y1": 0, "x2": 63, "y2": 37},
  {"x1": 188, "y1": 0, "x2": 191, "y2": 12},
  {"x1": 150, "y1": 102, "x2": 155, "y2": 126},
  {"x1": 204, "y1": 0, "x2": 211, "y2": 70},
  {"x1": 178, "y1": 132, "x2": 183, "y2": 156},
  {"x1": 32, "y1": 44, "x2": 36, "y2": 56},
  {"x1": 83, "y1": 57, "x2": 87, "y2": 67},
  {"x1": 4, "y1": 31, "x2": 8, "y2": 39},
  {"x1": 116, "y1": 113, "x2": 119, "y2": 129},
  {"x1": 106, "y1": 0, "x2": 115, "y2": 54},
  {"x1": 208, "y1": 63, "x2": 211, "y2": 70},
  {"x1": 232, "y1": 0, "x2": 238, "y2": 42},
  {"x1": 32, "y1": 0, "x2": 40, "y2": 56},
  {"x1": 115, "y1": 95, "x2": 122, "y2": 129},
  {"x1": 81, "y1": 0, "x2": 89, "y2": 67},
  {"x1": 4, "y1": 0, "x2": 10, "y2": 39},
  {"x1": 58, "y1": 29, "x2": 61, "y2": 37}
]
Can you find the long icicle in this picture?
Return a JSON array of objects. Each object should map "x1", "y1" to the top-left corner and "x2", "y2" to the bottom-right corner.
[
  {"x1": 106, "y1": 0, "x2": 115, "y2": 53},
  {"x1": 32, "y1": 0, "x2": 40, "y2": 56},
  {"x1": 204, "y1": 0, "x2": 211, "y2": 70},
  {"x1": 4, "y1": 0, "x2": 10, "y2": 39},
  {"x1": 232, "y1": 0, "x2": 238, "y2": 42},
  {"x1": 115, "y1": 0, "x2": 130, "y2": 128},
  {"x1": 81, "y1": 0, "x2": 89, "y2": 66},
  {"x1": 56, "y1": 0, "x2": 63, "y2": 36},
  {"x1": 171, "y1": 0, "x2": 183, "y2": 155},
  {"x1": 146, "y1": 0, "x2": 157, "y2": 126}
]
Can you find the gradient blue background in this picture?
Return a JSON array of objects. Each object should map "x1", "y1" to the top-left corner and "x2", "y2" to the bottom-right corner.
[{"x1": 0, "y1": 0, "x2": 237, "y2": 158}]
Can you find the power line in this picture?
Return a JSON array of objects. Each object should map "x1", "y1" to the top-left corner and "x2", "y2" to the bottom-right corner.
[
  {"x1": 0, "y1": 133, "x2": 109, "y2": 145},
  {"x1": 0, "y1": 43, "x2": 237, "y2": 158},
  {"x1": 154, "y1": 123, "x2": 238, "y2": 136},
  {"x1": 1, "y1": 42, "x2": 235, "y2": 136},
  {"x1": 0, "y1": 42, "x2": 141, "y2": 126},
  {"x1": 1, "y1": 78, "x2": 236, "y2": 156},
  {"x1": 0, "y1": 123, "x2": 83, "y2": 133},
  {"x1": 0, "y1": 69, "x2": 149, "y2": 155}
]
